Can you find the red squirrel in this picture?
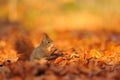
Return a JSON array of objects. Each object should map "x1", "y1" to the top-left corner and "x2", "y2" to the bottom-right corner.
[{"x1": 30, "y1": 33, "x2": 56, "y2": 61}]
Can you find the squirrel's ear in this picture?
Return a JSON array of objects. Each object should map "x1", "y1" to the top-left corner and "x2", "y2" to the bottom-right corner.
[{"x1": 41, "y1": 32, "x2": 49, "y2": 39}]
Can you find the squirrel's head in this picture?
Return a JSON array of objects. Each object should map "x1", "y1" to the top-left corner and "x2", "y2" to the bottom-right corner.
[{"x1": 40, "y1": 33, "x2": 54, "y2": 51}]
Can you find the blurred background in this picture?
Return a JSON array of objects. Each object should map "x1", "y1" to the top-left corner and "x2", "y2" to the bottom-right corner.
[{"x1": 0, "y1": 0, "x2": 120, "y2": 31}]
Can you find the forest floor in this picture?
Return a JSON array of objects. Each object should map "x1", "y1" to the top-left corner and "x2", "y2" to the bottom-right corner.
[{"x1": 0, "y1": 25, "x2": 120, "y2": 80}]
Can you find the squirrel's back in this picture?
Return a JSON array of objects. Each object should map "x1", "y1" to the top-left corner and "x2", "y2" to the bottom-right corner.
[{"x1": 30, "y1": 46, "x2": 46, "y2": 61}]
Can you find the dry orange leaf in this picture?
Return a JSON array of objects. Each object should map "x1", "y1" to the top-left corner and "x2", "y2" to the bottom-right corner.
[
  {"x1": 54, "y1": 57, "x2": 66, "y2": 64},
  {"x1": 89, "y1": 49, "x2": 102, "y2": 59}
]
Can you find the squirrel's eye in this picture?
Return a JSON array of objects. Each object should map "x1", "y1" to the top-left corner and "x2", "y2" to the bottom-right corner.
[{"x1": 48, "y1": 41, "x2": 50, "y2": 43}]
